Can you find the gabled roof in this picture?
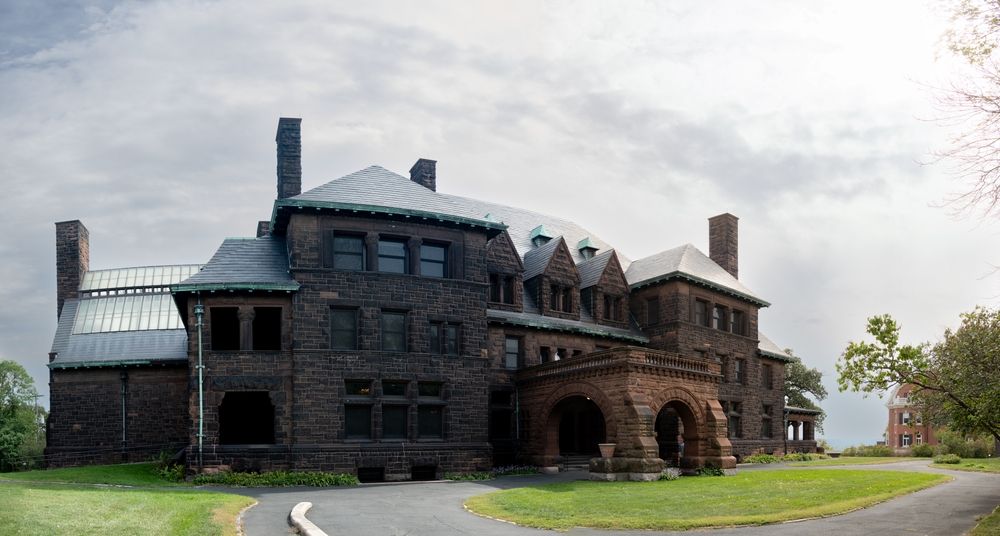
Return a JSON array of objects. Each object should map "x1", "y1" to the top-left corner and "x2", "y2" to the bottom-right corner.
[
  {"x1": 522, "y1": 236, "x2": 565, "y2": 280},
  {"x1": 625, "y1": 244, "x2": 768, "y2": 306},
  {"x1": 172, "y1": 237, "x2": 299, "y2": 292},
  {"x1": 758, "y1": 333, "x2": 794, "y2": 362},
  {"x1": 578, "y1": 249, "x2": 614, "y2": 289},
  {"x1": 272, "y1": 166, "x2": 506, "y2": 234}
]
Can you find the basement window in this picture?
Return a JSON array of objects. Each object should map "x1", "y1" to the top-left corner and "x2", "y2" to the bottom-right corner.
[
  {"x1": 211, "y1": 307, "x2": 240, "y2": 351},
  {"x1": 252, "y1": 307, "x2": 282, "y2": 351},
  {"x1": 219, "y1": 392, "x2": 275, "y2": 444}
]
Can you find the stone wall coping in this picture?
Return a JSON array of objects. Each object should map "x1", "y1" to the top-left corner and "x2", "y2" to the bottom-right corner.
[{"x1": 289, "y1": 502, "x2": 329, "y2": 536}]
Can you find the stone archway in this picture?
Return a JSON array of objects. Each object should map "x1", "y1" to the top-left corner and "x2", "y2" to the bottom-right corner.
[
  {"x1": 533, "y1": 381, "x2": 618, "y2": 465},
  {"x1": 554, "y1": 396, "x2": 606, "y2": 456},
  {"x1": 650, "y1": 386, "x2": 734, "y2": 470}
]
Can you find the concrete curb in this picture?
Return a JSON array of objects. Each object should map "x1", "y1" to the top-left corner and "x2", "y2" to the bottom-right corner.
[{"x1": 289, "y1": 502, "x2": 329, "y2": 536}]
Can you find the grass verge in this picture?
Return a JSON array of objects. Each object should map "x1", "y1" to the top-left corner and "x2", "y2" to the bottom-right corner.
[
  {"x1": 0, "y1": 462, "x2": 187, "y2": 487},
  {"x1": 464, "y1": 469, "x2": 948, "y2": 531},
  {"x1": 0, "y1": 482, "x2": 253, "y2": 536},
  {"x1": 970, "y1": 505, "x2": 1000, "y2": 536},
  {"x1": 931, "y1": 457, "x2": 1000, "y2": 474},
  {"x1": 785, "y1": 456, "x2": 905, "y2": 467}
]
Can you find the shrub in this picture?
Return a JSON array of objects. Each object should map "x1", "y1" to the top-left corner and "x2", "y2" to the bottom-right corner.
[
  {"x1": 933, "y1": 453, "x2": 962, "y2": 464},
  {"x1": 782, "y1": 452, "x2": 816, "y2": 462},
  {"x1": 151, "y1": 451, "x2": 185, "y2": 482},
  {"x1": 446, "y1": 465, "x2": 540, "y2": 481},
  {"x1": 658, "y1": 471, "x2": 679, "y2": 481},
  {"x1": 936, "y1": 430, "x2": 994, "y2": 458},
  {"x1": 193, "y1": 471, "x2": 359, "y2": 487},
  {"x1": 841, "y1": 444, "x2": 893, "y2": 457},
  {"x1": 911, "y1": 444, "x2": 934, "y2": 457},
  {"x1": 743, "y1": 453, "x2": 780, "y2": 464},
  {"x1": 696, "y1": 463, "x2": 725, "y2": 476},
  {"x1": 444, "y1": 471, "x2": 493, "y2": 481}
]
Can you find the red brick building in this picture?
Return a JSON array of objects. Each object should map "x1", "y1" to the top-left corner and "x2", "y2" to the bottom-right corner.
[
  {"x1": 46, "y1": 118, "x2": 815, "y2": 479},
  {"x1": 886, "y1": 384, "x2": 937, "y2": 453}
]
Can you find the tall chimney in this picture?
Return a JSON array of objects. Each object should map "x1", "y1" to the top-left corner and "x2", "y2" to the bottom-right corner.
[
  {"x1": 708, "y1": 213, "x2": 738, "y2": 279},
  {"x1": 55, "y1": 220, "x2": 89, "y2": 318},
  {"x1": 409, "y1": 158, "x2": 437, "y2": 191},
  {"x1": 276, "y1": 117, "x2": 302, "y2": 199}
]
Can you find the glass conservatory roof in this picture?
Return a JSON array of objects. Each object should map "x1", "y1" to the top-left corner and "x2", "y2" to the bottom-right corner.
[
  {"x1": 80, "y1": 265, "x2": 201, "y2": 293},
  {"x1": 72, "y1": 293, "x2": 184, "y2": 334}
]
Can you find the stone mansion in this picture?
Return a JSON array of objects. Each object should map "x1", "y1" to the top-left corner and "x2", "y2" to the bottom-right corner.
[{"x1": 46, "y1": 118, "x2": 818, "y2": 480}]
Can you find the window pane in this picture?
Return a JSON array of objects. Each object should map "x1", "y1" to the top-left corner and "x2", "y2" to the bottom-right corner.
[
  {"x1": 418, "y1": 406, "x2": 443, "y2": 438},
  {"x1": 331, "y1": 309, "x2": 357, "y2": 350},
  {"x1": 379, "y1": 257, "x2": 406, "y2": 274},
  {"x1": 382, "y1": 312, "x2": 406, "y2": 351},
  {"x1": 421, "y1": 244, "x2": 445, "y2": 262},
  {"x1": 489, "y1": 274, "x2": 501, "y2": 302},
  {"x1": 378, "y1": 240, "x2": 407, "y2": 274},
  {"x1": 345, "y1": 380, "x2": 372, "y2": 396},
  {"x1": 382, "y1": 381, "x2": 407, "y2": 397},
  {"x1": 421, "y1": 260, "x2": 445, "y2": 278},
  {"x1": 429, "y1": 323, "x2": 441, "y2": 353},
  {"x1": 504, "y1": 337, "x2": 520, "y2": 369},
  {"x1": 418, "y1": 382, "x2": 442, "y2": 398},
  {"x1": 444, "y1": 325, "x2": 458, "y2": 355},
  {"x1": 502, "y1": 277, "x2": 515, "y2": 304},
  {"x1": 345, "y1": 405, "x2": 372, "y2": 439},
  {"x1": 383, "y1": 405, "x2": 408, "y2": 439},
  {"x1": 378, "y1": 240, "x2": 406, "y2": 257}
]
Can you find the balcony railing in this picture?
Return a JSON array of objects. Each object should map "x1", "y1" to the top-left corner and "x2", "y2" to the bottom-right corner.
[{"x1": 517, "y1": 346, "x2": 717, "y2": 382}]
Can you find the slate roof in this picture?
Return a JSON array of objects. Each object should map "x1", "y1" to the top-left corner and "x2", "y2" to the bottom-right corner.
[
  {"x1": 758, "y1": 333, "x2": 794, "y2": 362},
  {"x1": 487, "y1": 308, "x2": 648, "y2": 344},
  {"x1": 172, "y1": 237, "x2": 299, "y2": 292},
  {"x1": 625, "y1": 244, "x2": 768, "y2": 306},
  {"x1": 274, "y1": 166, "x2": 506, "y2": 233},
  {"x1": 522, "y1": 236, "x2": 564, "y2": 280},
  {"x1": 49, "y1": 299, "x2": 188, "y2": 369},
  {"x1": 578, "y1": 249, "x2": 614, "y2": 289}
]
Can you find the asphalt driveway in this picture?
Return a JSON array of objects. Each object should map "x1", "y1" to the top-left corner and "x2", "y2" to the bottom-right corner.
[{"x1": 241, "y1": 460, "x2": 999, "y2": 536}]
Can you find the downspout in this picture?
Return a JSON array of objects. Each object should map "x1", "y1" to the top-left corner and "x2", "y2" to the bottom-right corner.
[
  {"x1": 194, "y1": 298, "x2": 205, "y2": 470},
  {"x1": 120, "y1": 370, "x2": 128, "y2": 455}
]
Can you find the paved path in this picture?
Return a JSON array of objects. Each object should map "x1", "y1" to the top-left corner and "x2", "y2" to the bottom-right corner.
[{"x1": 241, "y1": 460, "x2": 999, "y2": 536}]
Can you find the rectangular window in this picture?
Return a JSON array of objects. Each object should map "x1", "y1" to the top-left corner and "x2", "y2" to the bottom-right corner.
[
  {"x1": 761, "y1": 405, "x2": 773, "y2": 439},
  {"x1": 418, "y1": 406, "x2": 444, "y2": 439},
  {"x1": 330, "y1": 308, "x2": 358, "y2": 350},
  {"x1": 550, "y1": 285, "x2": 560, "y2": 311},
  {"x1": 902, "y1": 434, "x2": 912, "y2": 447},
  {"x1": 489, "y1": 274, "x2": 501, "y2": 302},
  {"x1": 647, "y1": 298, "x2": 660, "y2": 325},
  {"x1": 418, "y1": 382, "x2": 443, "y2": 398},
  {"x1": 562, "y1": 287, "x2": 572, "y2": 312},
  {"x1": 902, "y1": 412, "x2": 911, "y2": 425},
  {"x1": 210, "y1": 307, "x2": 240, "y2": 351},
  {"x1": 382, "y1": 311, "x2": 406, "y2": 352},
  {"x1": 502, "y1": 277, "x2": 515, "y2": 304},
  {"x1": 445, "y1": 324, "x2": 459, "y2": 355},
  {"x1": 713, "y1": 305, "x2": 728, "y2": 331},
  {"x1": 761, "y1": 364, "x2": 773, "y2": 390},
  {"x1": 420, "y1": 243, "x2": 447, "y2": 278},
  {"x1": 504, "y1": 337, "x2": 521, "y2": 369},
  {"x1": 382, "y1": 405, "x2": 408, "y2": 440},
  {"x1": 345, "y1": 380, "x2": 372, "y2": 396},
  {"x1": 252, "y1": 307, "x2": 282, "y2": 351},
  {"x1": 345, "y1": 405, "x2": 372, "y2": 439},
  {"x1": 331, "y1": 234, "x2": 365, "y2": 271},
  {"x1": 540, "y1": 346, "x2": 551, "y2": 363},
  {"x1": 614, "y1": 297, "x2": 624, "y2": 321},
  {"x1": 734, "y1": 359, "x2": 745, "y2": 384},
  {"x1": 603, "y1": 295, "x2": 612, "y2": 319},
  {"x1": 916, "y1": 414, "x2": 923, "y2": 425},
  {"x1": 382, "y1": 380, "x2": 408, "y2": 397},
  {"x1": 429, "y1": 322, "x2": 441, "y2": 353},
  {"x1": 731, "y1": 310, "x2": 745, "y2": 335},
  {"x1": 694, "y1": 299, "x2": 709, "y2": 327},
  {"x1": 727, "y1": 401, "x2": 742, "y2": 439},
  {"x1": 378, "y1": 239, "x2": 408, "y2": 274}
]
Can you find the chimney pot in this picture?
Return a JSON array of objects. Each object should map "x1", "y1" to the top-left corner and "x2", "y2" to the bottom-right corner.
[
  {"x1": 708, "y1": 213, "x2": 738, "y2": 279},
  {"x1": 409, "y1": 158, "x2": 437, "y2": 191},
  {"x1": 55, "y1": 220, "x2": 90, "y2": 318},
  {"x1": 276, "y1": 117, "x2": 302, "y2": 199}
]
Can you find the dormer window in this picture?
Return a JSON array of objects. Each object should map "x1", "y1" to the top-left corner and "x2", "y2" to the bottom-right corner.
[
  {"x1": 529, "y1": 225, "x2": 553, "y2": 247},
  {"x1": 577, "y1": 237, "x2": 599, "y2": 259}
]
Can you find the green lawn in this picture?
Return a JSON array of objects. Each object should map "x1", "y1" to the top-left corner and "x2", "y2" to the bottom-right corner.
[
  {"x1": 465, "y1": 469, "x2": 949, "y2": 531},
  {"x1": 970, "y1": 505, "x2": 1000, "y2": 536},
  {"x1": 785, "y1": 456, "x2": 906, "y2": 467},
  {"x1": 932, "y1": 457, "x2": 1000, "y2": 474},
  {"x1": 0, "y1": 464, "x2": 253, "y2": 536},
  {"x1": 0, "y1": 462, "x2": 187, "y2": 487}
]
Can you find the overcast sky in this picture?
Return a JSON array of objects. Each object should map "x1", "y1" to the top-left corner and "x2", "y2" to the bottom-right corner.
[{"x1": 1, "y1": 0, "x2": 996, "y2": 448}]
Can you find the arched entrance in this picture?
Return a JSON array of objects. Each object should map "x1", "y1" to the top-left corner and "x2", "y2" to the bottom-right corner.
[
  {"x1": 553, "y1": 396, "x2": 606, "y2": 456},
  {"x1": 655, "y1": 400, "x2": 699, "y2": 468}
]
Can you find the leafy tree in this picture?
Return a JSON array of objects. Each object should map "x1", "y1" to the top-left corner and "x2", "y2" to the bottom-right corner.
[
  {"x1": 838, "y1": 310, "x2": 1000, "y2": 450},
  {"x1": 0, "y1": 360, "x2": 41, "y2": 471},
  {"x1": 783, "y1": 349, "x2": 827, "y2": 431}
]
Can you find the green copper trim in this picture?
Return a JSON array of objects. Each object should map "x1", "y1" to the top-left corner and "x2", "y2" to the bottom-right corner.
[
  {"x1": 529, "y1": 224, "x2": 553, "y2": 240},
  {"x1": 576, "y1": 237, "x2": 598, "y2": 250},
  {"x1": 629, "y1": 271, "x2": 770, "y2": 307},
  {"x1": 271, "y1": 199, "x2": 508, "y2": 234},
  {"x1": 171, "y1": 282, "x2": 300, "y2": 293},
  {"x1": 48, "y1": 358, "x2": 186, "y2": 370},
  {"x1": 487, "y1": 312, "x2": 648, "y2": 344}
]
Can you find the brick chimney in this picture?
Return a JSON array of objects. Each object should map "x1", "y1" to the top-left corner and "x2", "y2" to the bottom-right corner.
[
  {"x1": 55, "y1": 220, "x2": 89, "y2": 318},
  {"x1": 409, "y1": 158, "x2": 437, "y2": 191},
  {"x1": 708, "y1": 213, "x2": 738, "y2": 279},
  {"x1": 276, "y1": 117, "x2": 302, "y2": 199}
]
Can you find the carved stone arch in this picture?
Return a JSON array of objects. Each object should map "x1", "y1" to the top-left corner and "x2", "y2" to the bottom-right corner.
[
  {"x1": 535, "y1": 381, "x2": 618, "y2": 458},
  {"x1": 649, "y1": 386, "x2": 712, "y2": 468},
  {"x1": 649, "y1": 386, "x2": 707, "y2": 429}
]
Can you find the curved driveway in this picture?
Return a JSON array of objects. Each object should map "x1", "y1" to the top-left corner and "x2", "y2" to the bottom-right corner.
[{"x1": 242, "y1": 460, "x2": 999, "y2": 536}]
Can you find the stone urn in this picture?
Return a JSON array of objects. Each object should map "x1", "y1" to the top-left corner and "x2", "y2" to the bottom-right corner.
[{"x1": 598, "y1": 443, "x2": 616, "y2": 459}]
